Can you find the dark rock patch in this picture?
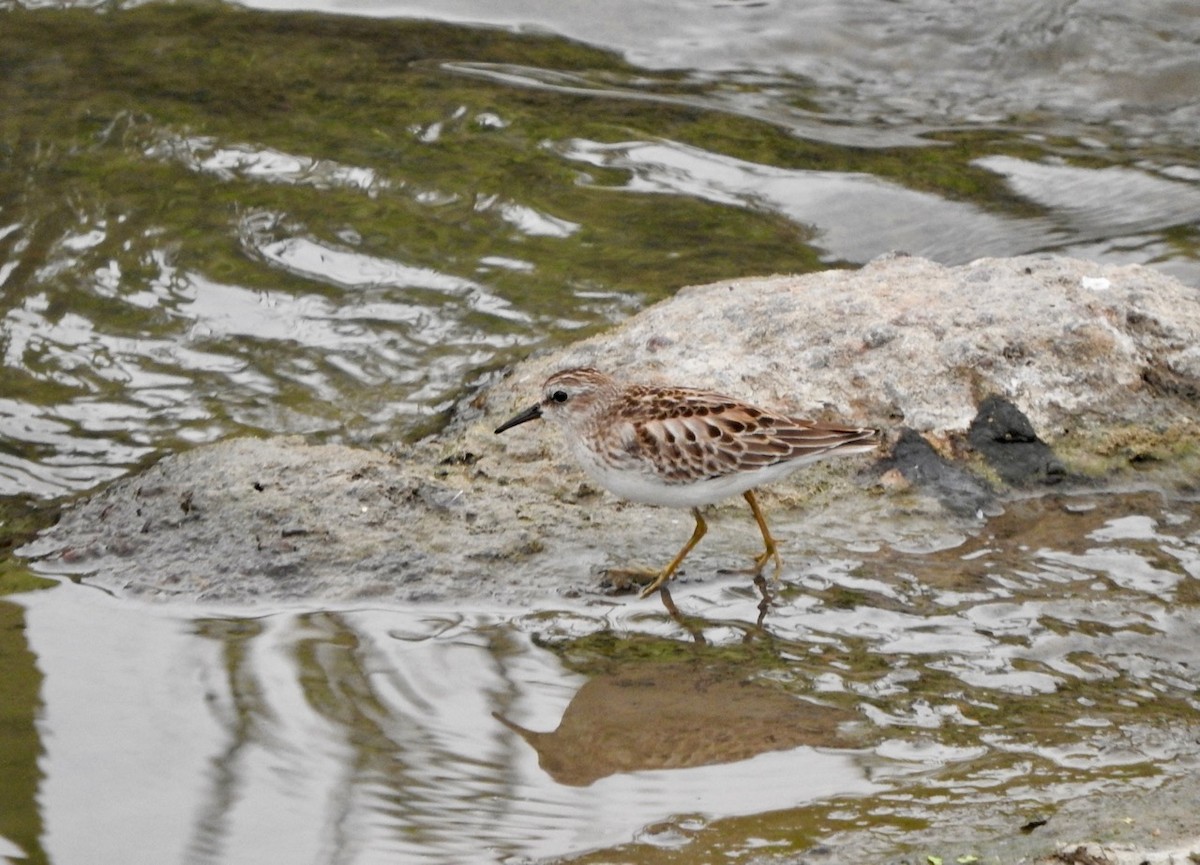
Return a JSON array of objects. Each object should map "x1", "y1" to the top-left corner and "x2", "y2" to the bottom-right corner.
[
  {"x1": 968, "y1": 394, "x2": 1069, "y2": 486},
  {"x1": 881, "y1": 428, "x2": 994, "y2": 517}
]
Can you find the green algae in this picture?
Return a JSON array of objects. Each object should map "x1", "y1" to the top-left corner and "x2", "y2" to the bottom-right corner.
[
  {"x1": 0, "y1": 0, "x2": 1114, "y2": 327},
  {"x1": 0, "y1": 497, "x2": 57, "y2": 597},
  {"x1": 0, "y1": 600, "x2": 48, "y2": 865},
  {"x1": 1053, "y1": 422, "x2": 1200, "y2": 489},
  {"x1": 0, "y1": 2, "x2": 829, "y2": 313}
]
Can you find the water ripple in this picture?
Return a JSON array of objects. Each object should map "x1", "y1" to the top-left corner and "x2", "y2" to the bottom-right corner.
[{"x1": 557, "y1": 137, "x2": 1058, "y2": 264}]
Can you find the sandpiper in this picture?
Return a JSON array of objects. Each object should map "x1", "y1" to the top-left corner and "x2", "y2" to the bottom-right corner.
[{"x1": 494, "y1": 367, "x2": 878, "y2": 604}]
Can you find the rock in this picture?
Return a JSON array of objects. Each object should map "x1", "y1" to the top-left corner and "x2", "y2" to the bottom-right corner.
[
  {"x1": 878, "y1": 427, "x2": 995, "y2": 517},
  {"x1": 21, "y1": 255, "x2": 1200, "y2": 603},
  {"x1": 477, "y1": 254, "x2": 1200, "y2": 441},
  {"x1": 968, "y1": 395, "x2": 1069, "y2": 486},
  {"x1": 1048, "y1": 843, "x2": 1119, "y2": 865},
  {"x1": 471, "y1": 253, "x2": 1199, "y2": 518}
]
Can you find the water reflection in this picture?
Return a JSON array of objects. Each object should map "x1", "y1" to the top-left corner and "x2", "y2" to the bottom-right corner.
[
  {"x1": 560, "y1": 137, "x2": 1046, "y2": 263},
  {"x1": 10, "y1": 593, "x2": 879, "y2": 863},
  {"x1": 148, "y1": 134, "x2": 391, "y2": 195},
  {"x1": 443, "y1": 62, "x2": 930, "y2": 149},
  {"x1": 495, "y1": 660, "x2": 857, "y2": 786},
  {"x1": 5, "y1": 493, "x2": 1197, "y2": 863},
  {"x1": 976, "y1": 156, "x2": 1200, "y2": 236},
  {"x1": 4, "y1": 3, "x2": 1200, "y2": 503},
  {"x1": 247, "y1": 0, "x2": 1200, "y2": 149}
]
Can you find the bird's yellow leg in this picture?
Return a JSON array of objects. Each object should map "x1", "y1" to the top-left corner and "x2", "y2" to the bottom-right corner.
[
  {"x1": 744, "y1": 490, "x2": 783, "y2": 579},
  {"x1": 638, "y1": 508, "x2": 708, "y2": 599}
]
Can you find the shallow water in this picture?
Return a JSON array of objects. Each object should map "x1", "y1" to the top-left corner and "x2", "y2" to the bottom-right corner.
[
  {"x1": 3, "y1": 1, "x2": 1200, "y2": 862},
  {"x1": 4, "y1": 492, "x2": 1198, "y2": 863}
]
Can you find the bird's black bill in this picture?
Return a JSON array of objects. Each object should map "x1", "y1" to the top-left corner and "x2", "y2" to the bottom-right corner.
[{"x1": 494, "y1": 403, "x2": 543, "y2": 434}]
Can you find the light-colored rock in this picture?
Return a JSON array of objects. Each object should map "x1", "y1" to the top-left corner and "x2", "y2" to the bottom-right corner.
[
  {"x1": 479, "y1": 254, "x2": 1200, "y2": 442},
  {"x1": 22, "y1": 255, "x2": 1200, "y2": 604}
]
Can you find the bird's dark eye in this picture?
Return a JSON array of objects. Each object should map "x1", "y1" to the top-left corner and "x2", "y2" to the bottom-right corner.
[{"x1": 551, "y1": 390, "x2": 569, "y2": 403}]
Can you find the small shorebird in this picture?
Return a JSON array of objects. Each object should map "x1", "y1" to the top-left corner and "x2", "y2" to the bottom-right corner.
[{"x1": 494, "y1": 367, "x2": 878, "y2": 605}]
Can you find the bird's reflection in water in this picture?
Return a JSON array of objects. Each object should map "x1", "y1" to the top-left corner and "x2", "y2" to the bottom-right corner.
[
  {"x1": 651, "y1": 576, "x2": 773, "y2": 643},
  {"x1": 496, "y1": 660, "x2": 856, "y2": 786}
]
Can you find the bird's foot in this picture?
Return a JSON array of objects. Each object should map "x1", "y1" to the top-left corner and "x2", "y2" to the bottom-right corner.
[
  {"x1": 599, "y1": 566, "x2": 662, "y2": 595},
  {"x1": 637, "y1": 567, "x2": 675, "y2": 600},
  {"x1": 751, "y1": 543, "x2": 783, "y2": 580}
]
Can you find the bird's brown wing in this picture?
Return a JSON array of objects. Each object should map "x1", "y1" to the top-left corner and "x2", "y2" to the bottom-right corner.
[{"x1": 612, "y1": 386, "x2": 877, "y2": 483}]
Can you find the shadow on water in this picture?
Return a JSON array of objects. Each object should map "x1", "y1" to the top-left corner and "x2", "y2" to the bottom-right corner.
[{"x1": 2, "y1": 490, "x2": 1197, "y2": 863}]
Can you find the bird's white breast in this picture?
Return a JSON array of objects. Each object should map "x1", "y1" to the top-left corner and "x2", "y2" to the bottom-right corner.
[{"x1": 567, "y1": 431, "x2": 815, "y2": 508}]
